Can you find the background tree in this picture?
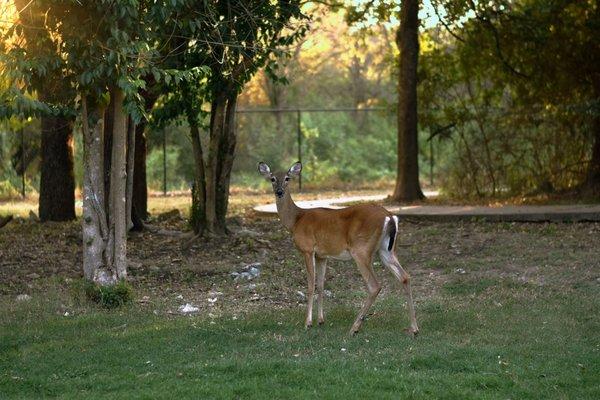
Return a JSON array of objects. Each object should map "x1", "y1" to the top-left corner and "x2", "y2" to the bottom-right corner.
[
  {"x1": 151, "y1": 0, "x2": 307, "y2": 235},
  {"x1": 346, "y1": 0, "x2": 425, "y2": 201},
  {"x1": 5, "y1": 0, "x2": 173, "y2": 284},
  {"x1": 9, "y1": 0, "x2": 76, "y2": 220}
]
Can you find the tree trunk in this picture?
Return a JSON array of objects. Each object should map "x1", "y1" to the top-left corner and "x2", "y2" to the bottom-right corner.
[
  {"x1": 132, "y1": 120, "x2": 148, "y2": 223},
  {"x1": 126, "y1": 117, "x2": 135, "y2": 231},
  {"x1": 81, "y1": 97, "x2": 108, "y2": 282},
  {"x1": 38, "y1": 115, "x2": 76, "y2": 221},
  {"x1": 205, "y1": 98, "x2": 227, "y2": 234},
  {"x1": 109, "y1": 88, "x2": 128, "y2": 279},
  {"x1": 585, "y1": 113, "x2": 600, "y2": 191},
  {"x1": 585, "y1": 81, "x2": 600, "y2": 191},
  {"x1": 391, "y1": 0, "x2": 425, "y2": 202},
  {"x1": 215, "y1": 95, "x2": 238, "y2": 230},
  {"x1": 190, "y1": 122, "x2": 207, "y2": 234},
  {"x1": 103, "y1": 93, "x2": 115, "y2": 216},
  {"x1": 198, "y1": 94, "x2": 239, "y2": 235},
  {"x1": 132, "y1": 89, "x2": 159, "y2": 222}
]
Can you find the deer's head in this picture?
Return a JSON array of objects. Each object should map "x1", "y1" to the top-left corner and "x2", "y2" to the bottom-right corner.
[{"x1": 258, "y1": 161, "x2": 302, "y2": 199}]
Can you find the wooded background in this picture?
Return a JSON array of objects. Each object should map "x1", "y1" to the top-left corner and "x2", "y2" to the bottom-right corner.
[{"x1": 1, "y1": 0, "x2": 599, "y2": 285}]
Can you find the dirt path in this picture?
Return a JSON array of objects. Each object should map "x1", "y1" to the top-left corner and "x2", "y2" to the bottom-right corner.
[{"x1": 254, "y1": 192, "x2": 600, "y2": 222}]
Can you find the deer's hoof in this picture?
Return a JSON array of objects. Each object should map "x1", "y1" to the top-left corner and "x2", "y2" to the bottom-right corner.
[
  {"x1": 318, "y1": 318, "x2": 325, "y2": 326},
  {"x1": 305, "y1": 322, "x2": 313, "y2": 330},
  {"x1": 404, "y1": 327, "x2": 419, "y2": 338}
]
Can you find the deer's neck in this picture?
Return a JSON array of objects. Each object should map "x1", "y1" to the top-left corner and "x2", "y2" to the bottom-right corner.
[{"x1": 275, "y1": 190, "x2": 302, "y2": 231}]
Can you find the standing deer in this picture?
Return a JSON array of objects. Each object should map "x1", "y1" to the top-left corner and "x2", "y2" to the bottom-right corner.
[{"x1": 258, "y1": 161, "x2": 419, "y2": 336}]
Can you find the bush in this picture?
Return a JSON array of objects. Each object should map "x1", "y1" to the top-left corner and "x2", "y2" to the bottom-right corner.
[{"x1": 84, "y1": 280, "x2": 132, "y2": 309}]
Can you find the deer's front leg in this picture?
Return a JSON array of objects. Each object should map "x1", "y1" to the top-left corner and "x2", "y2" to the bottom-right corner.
[
  {"x1": 316, "y1": 256, "x2": 327, "y2": 325},
  {"x1": 303, "y1": 252, "x2": 316, "y2": 329}
]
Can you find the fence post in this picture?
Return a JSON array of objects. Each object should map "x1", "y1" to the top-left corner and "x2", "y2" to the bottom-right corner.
[
  {"x1": 162, "y1": 128, "x2": 167, "y2": 196},
  {"x1": 20, "y1": 128, "x2": 25, "y2": 198},
  {"x1": 296, "y1": 109, "x2": 302, "y2": 192}
]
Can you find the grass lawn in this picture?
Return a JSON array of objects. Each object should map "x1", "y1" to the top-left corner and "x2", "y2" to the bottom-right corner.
[
  {"x1": 1, "y1": 278, "x2": 598, "y2": 399},
  {"x1": 1, "y1": 195, "x2": 599, "y2": 399}
]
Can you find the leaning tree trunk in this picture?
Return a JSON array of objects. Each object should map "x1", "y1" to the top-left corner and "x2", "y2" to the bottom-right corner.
[
  {"x1": 38, "y1": 114, "x2": 76, "y2": 221},
  {"x1": 391, "y1": 0, "x2": 425, "y2": 202}
]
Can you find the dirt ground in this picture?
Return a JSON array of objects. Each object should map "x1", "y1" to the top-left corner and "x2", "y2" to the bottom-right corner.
[{"x1": 1, "y1": 191, "x2": 599, "y2": 317}]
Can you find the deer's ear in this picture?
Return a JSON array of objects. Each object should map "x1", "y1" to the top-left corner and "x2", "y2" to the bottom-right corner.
[
  {"x1": 258, "y1": 162, "x2": 272, "y2": 178},
  {"x1": 287, "y1": 161, "x2": 302, "y2": 178}
]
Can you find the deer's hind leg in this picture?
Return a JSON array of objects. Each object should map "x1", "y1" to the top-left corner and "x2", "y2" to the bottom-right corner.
[
  {"x1": 379, "y1": 249, "x2": 419, "y2": 336},
  {"x1": 349, "y1": 250, "x2": 381, "y2": 335}
]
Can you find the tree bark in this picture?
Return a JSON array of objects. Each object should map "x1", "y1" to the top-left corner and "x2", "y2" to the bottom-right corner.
[
  {"x1": 81, "y1": 97, "x2": 107, "y2": 282},
  {"x1": 585, "y1": 81, "x2": 600, "y2": 191},
  {"x1": 215, "y1": 95, "x2": 238, "y2": 230},
  {"x1": 392, "y1": 0, "x2": 425, "y2": 202},
  {"x1": 190, "y1": 122, "x2": 207, "y2": 234},
  {"x1": 103, "y1": 93, "x2": 115, "y2": 216},
  {"x1": 126, "y1": 117, "x2": 135, "y2": 231},
  {"x1": 196, "y1": 93, "x2": 239, "y2": 235},
  {"x1": 205, "y1": 98, "x2": 227, "y2": 234},
  {"x1": 132, "y1": 120, "x2": 148, "y2": 223},
  {"x1": 109, "y1": 88, "x2": 128, "y2": 279},
  {"x1": 585, "y1": 113, "x2": 600, "y2": 190},
  {"x1": 38, "y1": 115, "x2": 76, "y2": 221},
  {"x1": 132, "y1": 88, "x2": 159, "y2": 222}
]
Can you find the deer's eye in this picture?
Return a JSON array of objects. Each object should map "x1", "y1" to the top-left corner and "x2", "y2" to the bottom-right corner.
[
  {"x1": 284, "y1": 176, "x2": 290, "y2": 182},
  {"x1": 270, "y1": 177, "x2": 276, "y2": 182}
]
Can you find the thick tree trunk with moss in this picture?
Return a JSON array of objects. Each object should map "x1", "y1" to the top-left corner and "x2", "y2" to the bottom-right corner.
[
  {"x1": 391, "y1": 0, "x2": 425, "y2": 202},
  {"x1": 38, "y1": 115, "x2": 76, "y2": 221}
]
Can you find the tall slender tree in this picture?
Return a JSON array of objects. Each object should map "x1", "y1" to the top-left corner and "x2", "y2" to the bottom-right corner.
[
  {"x1": 346, "y1": 1, "x2": 425, "y2": 201},
  {"x1": 392, "y1": 0, "x2": 425, "y2": 201}
]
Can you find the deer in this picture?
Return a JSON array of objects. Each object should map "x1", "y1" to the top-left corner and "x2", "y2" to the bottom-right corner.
[{"x1": 258, "y1": 161, "x2": 419, "y2": 336}]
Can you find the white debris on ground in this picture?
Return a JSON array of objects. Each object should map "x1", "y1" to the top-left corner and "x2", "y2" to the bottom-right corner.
[
  {"x1": 455, "y1": 268, "x2": 466, "y2": 274},
  {"x1": 178, "y1": 303, "x2": 199, "y2": 314},
  {"x1": 231, "y1": 263, "x2": 261, "y2": 281},
  {"x1": 16, "y1": 294, "x2": 31, "y2": 301}
]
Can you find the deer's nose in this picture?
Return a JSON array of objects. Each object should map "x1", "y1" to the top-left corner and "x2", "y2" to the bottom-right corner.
[{"x1": 275, "y1": 189, "x2": 284, "y2": 198}]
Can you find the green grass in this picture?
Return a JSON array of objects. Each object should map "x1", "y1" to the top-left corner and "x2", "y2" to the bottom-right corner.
[{"x1": 1, "y1": 282, "x2": 599, "y2": 399}]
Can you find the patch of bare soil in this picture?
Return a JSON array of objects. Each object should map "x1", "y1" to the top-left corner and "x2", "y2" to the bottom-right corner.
[{"x1": 1, "y1": 204, "x2": 599, "y2": 317}]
